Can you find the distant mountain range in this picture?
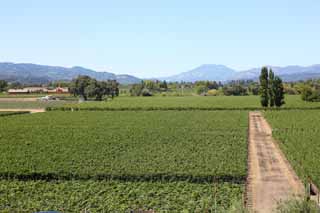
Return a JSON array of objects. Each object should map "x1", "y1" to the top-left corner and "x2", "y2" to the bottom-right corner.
[
  {"x1": 159, "y1": 64, "x2": 320, "y2": 82},
  {"x1": 1, "y1": 62, "x2": 320, "y2": 84},
  {"x1": 232, "y1": 65, "x2": 320, "y2": 82},
  {"x1": 0, "y1": 62, "x2": 141, "y2": 84},
  {"x1": 158, "y1": 64, "x2": 236, "y2": 82}
]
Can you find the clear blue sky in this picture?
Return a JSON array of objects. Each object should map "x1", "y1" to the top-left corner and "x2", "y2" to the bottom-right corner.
[{"x1": 1, "y1": 0, "x2": 319, "y2": 78}]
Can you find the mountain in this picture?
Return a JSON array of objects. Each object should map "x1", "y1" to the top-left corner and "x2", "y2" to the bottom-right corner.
[
  {"x1": 2, "y1": 62, "x2": 320, "y2": 84},
  {"x1": 159, "y1": 64, "x2": 320, "y2": 82},
  {"x1": 0, "y1": 62, "x2": 141, "y2": 84},
  {"x1": 159, "y1": 64, "x2": 236, "y2": 82},
  {"x1": 232, "y1": 65, "x2": 320, "y2": 82}
]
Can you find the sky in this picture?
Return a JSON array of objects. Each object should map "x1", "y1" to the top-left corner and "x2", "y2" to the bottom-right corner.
[{"x1": 0, "y1": 0, "x2": 320, "y2": 78}]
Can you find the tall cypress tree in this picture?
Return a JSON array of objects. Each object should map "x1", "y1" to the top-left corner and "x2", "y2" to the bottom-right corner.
[
  {"x1": 268, "y1": 69, "x2": 275, "y2": 107},
  {"x1": 274, "y1": 76, "x2": 285, "y2": 107},
  {"x1": 259, "y1": 67, "x2": 269, "y2": 107}
]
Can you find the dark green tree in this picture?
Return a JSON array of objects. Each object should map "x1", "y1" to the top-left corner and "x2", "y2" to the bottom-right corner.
[
  {"x1": 70, "y1": 75, "x2": 91, "y2": 100},
  {"x1": 273, "y1": 76, "x2": 285, "y2": 107},
  {"x1": 70, "y1": 76, "x2": 119, "y2": 101},
  {"x1": 0, "y1": 80, "x2": 8, "y2": 92},
  {"x1": 268, "y1": 69, "x2": 275, "y2": 107},
  {"x1": 259, "y1": 67, "x2": 269, "y2": 107},
  {"x1": 160, "y1": 80, "x2": 168, "y2": 90}
]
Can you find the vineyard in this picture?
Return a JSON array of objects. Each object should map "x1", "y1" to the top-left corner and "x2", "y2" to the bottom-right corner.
[
  {"x1": 0, "y1": 111, "x2": 247, "y2": 211},
  {"x1": 0, "y1": 111, "x2": 29, "y2": 117},
  {"x1": 49, "y1": 95, "x2": 320, "y2": 111},
  {"x1": 265, "y1": 110, "x2": 320, "y2": 187},
  {"x1": 0, "y1": 100, "x2": 66, "y2": 109}
]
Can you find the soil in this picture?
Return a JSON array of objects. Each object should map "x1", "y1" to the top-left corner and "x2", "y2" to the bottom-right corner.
[{"x1": 245, "y1": 112, "x2": 304, "y2": 213}]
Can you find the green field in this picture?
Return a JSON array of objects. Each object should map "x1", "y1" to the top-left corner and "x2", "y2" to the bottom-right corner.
[
  {"x1": 0, "y1": 180, "x2": 242, "y2": 212},
  {"x1": 55, "y1": 95, "x2": 320, "y2": 111},
  {"x1": 265, "y1": 110, "x2": 320, "y2": 186},
  {"x1": 0, "y1": 100, "x2": 71, "y2": 109},
  {"x1": 0, "y1": 111, "x2": 247, "y2": 211},
  {"x1": 0, "y1": 111, "x2": 29, "y2": 116}
]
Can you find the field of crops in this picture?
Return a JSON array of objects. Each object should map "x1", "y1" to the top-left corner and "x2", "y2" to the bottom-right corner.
[
  {"x1": 0, "y1": 100, "x2": 68, "y2": 109},
  {"x1": 0, "y1": 180, "x2": 243, "y2": 212},
  {"x1": 0, "y1": 111, "x2": 247, "y2": 211},
  {"x1": 0, "y1": 111, "x2": 29, "y2": 117},
  {"x1": 265, "y1": 110, "x2": 320, "y2": 187},
  {"x1": 54, "y1": 95, "x2": 320, "y2": 111}
]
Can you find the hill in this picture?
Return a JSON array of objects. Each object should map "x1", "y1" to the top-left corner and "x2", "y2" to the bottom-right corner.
[{"x1": 0, "y1": 62, "x2": 141, "y2": 84}]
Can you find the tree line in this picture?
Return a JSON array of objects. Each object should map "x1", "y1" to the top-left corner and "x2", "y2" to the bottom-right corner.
[{"x1": 70, "y1": 76, "x2": 119, "y2": 101}]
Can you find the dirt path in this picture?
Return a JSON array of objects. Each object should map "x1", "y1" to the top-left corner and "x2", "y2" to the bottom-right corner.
[
  {"x1": 0, "y1": 109, "x2": 45, "y2": 113},
  {"x1": 246, "y1": 112, "x2": 304, "y2": 213}
]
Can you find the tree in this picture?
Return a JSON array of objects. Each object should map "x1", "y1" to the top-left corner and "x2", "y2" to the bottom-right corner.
[
  {"x1": 70, "y1": 76, "x2": 119, "y2": 101},
  {"x1": 0, "y1": 80, "x2": 8, "y2": 92},
  {"x1": 259, "y1": 67, "x2": 269, "y2": 107},
  {"x1": 301, "y1": 85, "x2": 320, "y2": 102},
  {"x1": 268, "y1": 69, "x2": 275, "y2": 107},
  {"x1": 70, "y1": 75, "x2": 91, "y2": 100},
  {"x1": 129, "y1": 83, "x2": 144, "y2": 96},
  {"x1": 273, "y1": 76, "x2": 285, "y2": 107},
  {"x1": 196, "y1": 85, "x2": 208, "y2": 95},
  {"x1": 222, "y1": 85, "x2": 248, "y2": 96},
  {"x1": 160, "y1": 80, "x2": 168, "y2": 90}
]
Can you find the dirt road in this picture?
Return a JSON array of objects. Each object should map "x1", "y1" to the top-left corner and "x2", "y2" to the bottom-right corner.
[
  {"x1": 246, "y1": 112, "x2": 304, "y2": 212},
  {"x1": 0, "y1": 109, "x2": 45, "y2": 113}
]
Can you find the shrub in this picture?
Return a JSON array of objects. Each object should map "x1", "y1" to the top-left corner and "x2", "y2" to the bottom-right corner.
[{"x1": 141, "y1": 89, "x2": 153, "y2": 96}]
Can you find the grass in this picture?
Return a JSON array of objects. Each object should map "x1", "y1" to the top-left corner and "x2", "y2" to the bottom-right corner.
[{"x1": 275, "y1": 197, "x2": 319, "y2": 212}]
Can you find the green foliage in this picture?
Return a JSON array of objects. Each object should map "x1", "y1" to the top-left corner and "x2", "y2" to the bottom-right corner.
[
  {"x1": 0, "y1": 111, "x2": 247, "y2": 180},
  {"x1": 129, "y1": 80, "x2": 169, "y2": 96},
  {"x1": 301, "y1": 85, "x2": 320, "y2": 102},
  {"x1": 248, "y1": 82, "x2": 259, "y2": 95},
  {"x1": 259, "y1": 67, "x2": 285, "y2": 107},
  {"x1": 274, "y1": 76, "x2": 285, "y2": 107},
  {"x1": 222, "y1": 85, "x2": 248, "y2": 96},
  {"x1": 0, "y1": 111, "x2": 246, "y2": 211},
  {"x1": 52, "y1": 95, "x2": 320, "y2": 111},
  {"x1": 129, "y1": 83, "x2": 144, "y2": 96},
  {"x1": 269, "y1": 69, "x2": 275, "y2": 107},
  {"x1": 0, "y1": 180, "x2": 243, "y2": 212},
  {"x1": 0, "y1": 80, "x2": 8, "y2": 92},
  {"x1": 301, "y1": 85, "x2": 314, "y2": 101},
  {"x1": 206, "y1": 89, "x2": 220, "y2": 96},
  {"x1": 141, "y1": 88, "x2": 153, "y2": 96},
  {"x1": 265, "y1": 110, "x2": 320, "y2": 186},
  {"x1": 196, "y1": 85, "x2": 208, "y2": 95},
  {"x1": 0, "y1": 111, "x2": 29, "y2": 117},
  {"x1": 70, "y1": 75, "x2": 119, "y2": 101},
  {"x1": 259, "y1": 67, "x2": 269, "y2": 107},
  {"x1": 275, "y1": 197, "x2": 319, "y2": 213},
  {"x1": 0, "y1": 101, "x2": 67, "y2": 109}
]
